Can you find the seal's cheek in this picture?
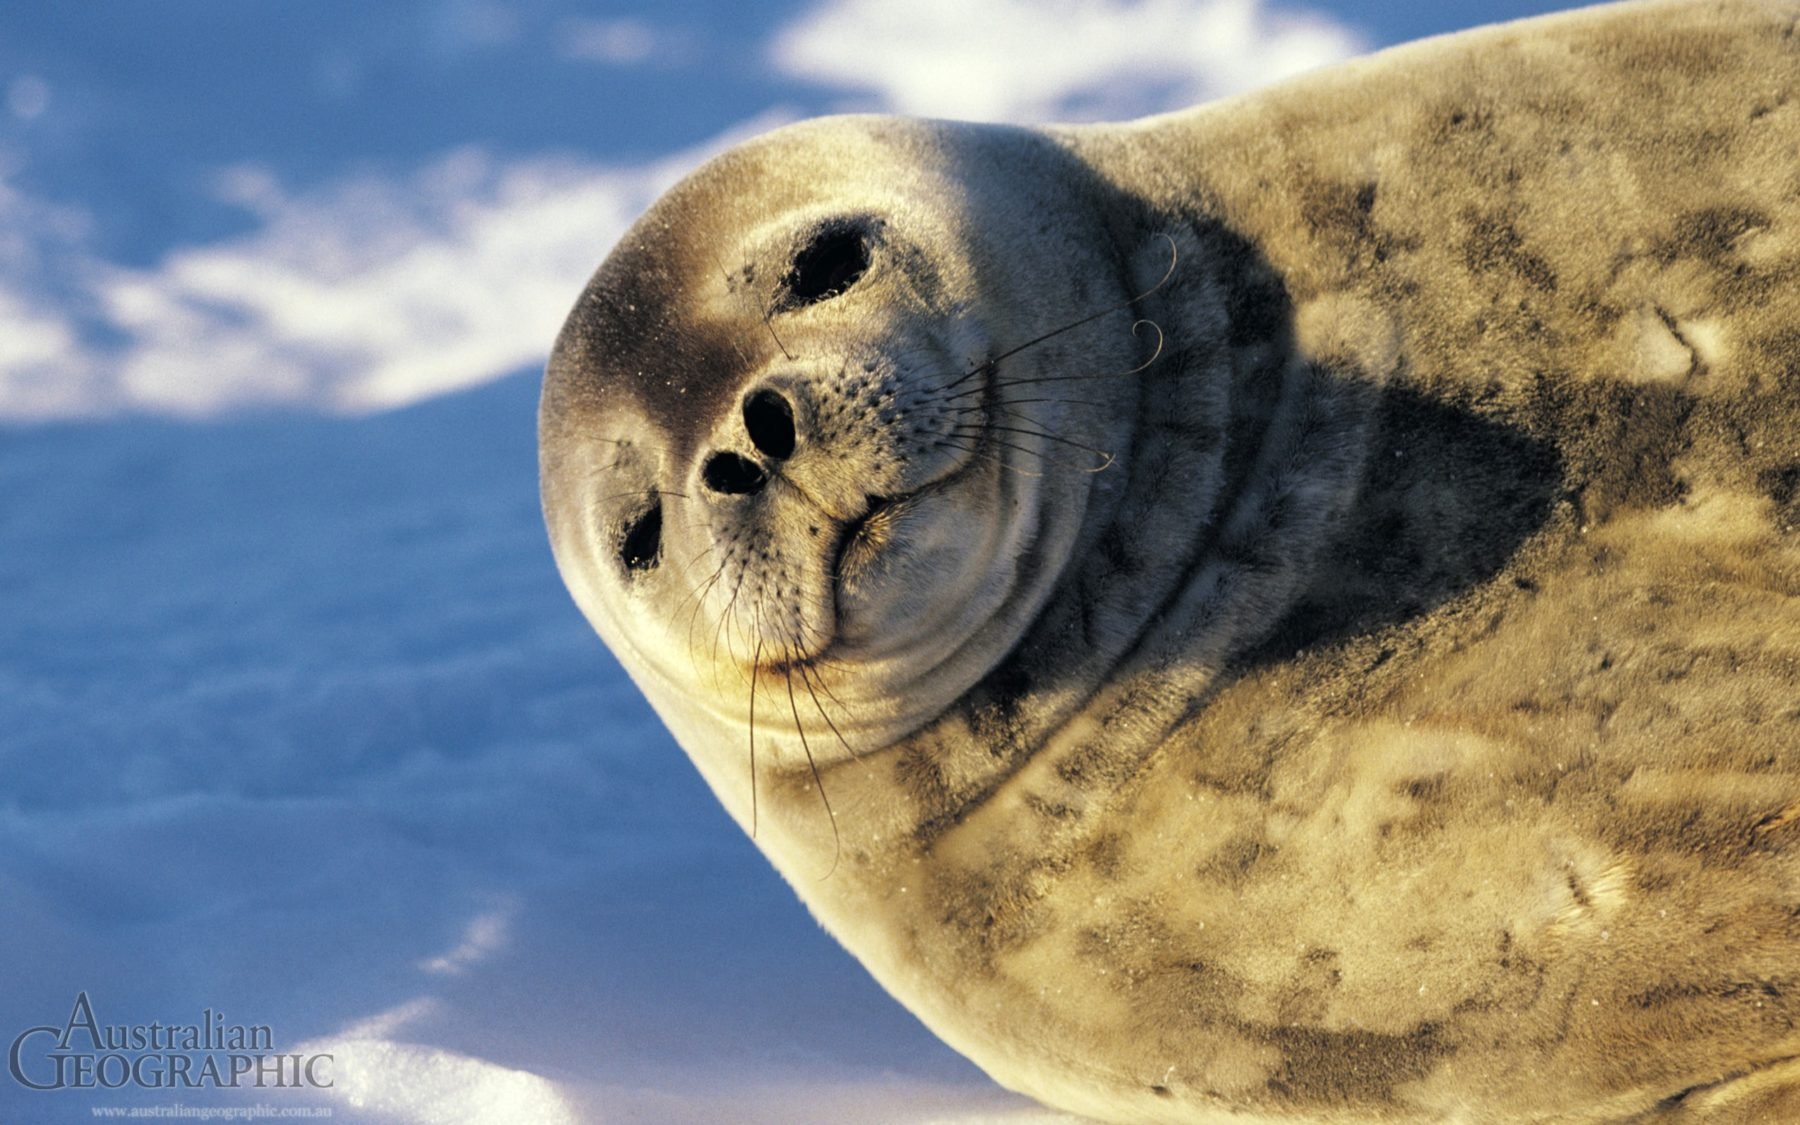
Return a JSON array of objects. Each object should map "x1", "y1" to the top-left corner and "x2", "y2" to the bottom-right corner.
[{"x1": 834, "y1": 479, "x2": 1016, "y2": 661}]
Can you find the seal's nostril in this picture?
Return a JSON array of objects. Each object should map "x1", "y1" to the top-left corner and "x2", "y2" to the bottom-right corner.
[
  {"x1": 702, "y1": 451, "x2": 767, "y2": 496},
  {"x1": 744, "y1": 388, "x2": 797, "y2": 460}
]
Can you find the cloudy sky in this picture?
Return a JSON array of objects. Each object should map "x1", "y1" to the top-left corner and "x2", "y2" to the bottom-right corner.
[
  {"x1": 0, "y1": 0, "x2": 1573, "y2": 420},
  {"x1": 1, "y1": 2, "x2": 1585, "y2": 1123}
]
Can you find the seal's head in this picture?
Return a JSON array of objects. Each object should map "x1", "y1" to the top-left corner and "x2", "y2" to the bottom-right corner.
[{"x1": 540, "y1": 116, "x2": 1155, "y2": 786}]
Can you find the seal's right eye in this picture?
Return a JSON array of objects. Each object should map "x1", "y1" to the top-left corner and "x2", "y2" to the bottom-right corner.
[
  {"x1": 620, "y1": 501, "x2": 662, "y2": 572},
  {"x1": 783, "y1": 225, "x2": 870, "y2": 306}
]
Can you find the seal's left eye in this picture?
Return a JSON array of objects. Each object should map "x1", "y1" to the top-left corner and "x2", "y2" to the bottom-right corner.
[
  {"x1": 620, "y1": 501, "x2": 662, "y2": 573},
  {"x1": 783, "y1": 226, "x2": 870, "y2": 306}
]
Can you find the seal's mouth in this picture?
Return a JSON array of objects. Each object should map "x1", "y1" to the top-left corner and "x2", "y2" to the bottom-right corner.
[
  {"x1": 815, "y1": 356, "x2": 999, "y2": 648},
  {"x1": 831, "y1": 494, "x2": 894, "y2": 586},
  {"x1": 826, "y1": 365, "x2": 997, "y2": 597}
]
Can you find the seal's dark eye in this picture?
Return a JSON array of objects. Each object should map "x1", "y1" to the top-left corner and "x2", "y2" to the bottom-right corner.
[
  {"x1": 783, "y1": 226, "x2": 870, "y2": 306},
  {"x1": 620, "y1": 501, "x2": 662, "y2": 572}
]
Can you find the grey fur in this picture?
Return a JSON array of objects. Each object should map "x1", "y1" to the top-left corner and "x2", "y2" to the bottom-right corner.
[{"x1": 540, "y1": 1, "x2": 1800, "y2": 1119}]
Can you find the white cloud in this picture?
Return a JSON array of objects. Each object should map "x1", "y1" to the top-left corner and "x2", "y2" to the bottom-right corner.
[
  {"x1": 420, "y1": 905, "x2": 514, "y2": 975},
  {"x1": 0, "y1": 289, "x2": 79, "y2": 391},
  {"x1": 0, "y1": 129, "x2": 767, "y2": 420},
  {"x1": 98, "y1": 149, "x2": 666, "y2": 416},
  {"x1": 0, "y1": 171, "x2": 112, "y2": 418},
  {"x1": 103, "y1": 147, "x2": 685, "y2": 416},
  {"x1": 771, "y1": 0, "x2": 1367, "y2": 122}
]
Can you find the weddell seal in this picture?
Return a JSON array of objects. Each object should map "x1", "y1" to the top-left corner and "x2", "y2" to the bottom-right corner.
[{"x1": 539, "y1": 0, "x2": 1800, "y2": 1119}]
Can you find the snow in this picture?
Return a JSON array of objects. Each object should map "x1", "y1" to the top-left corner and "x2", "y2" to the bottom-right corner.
[{"x1": 0, "y1": 373, "x2": 1060, "y2": 1122}]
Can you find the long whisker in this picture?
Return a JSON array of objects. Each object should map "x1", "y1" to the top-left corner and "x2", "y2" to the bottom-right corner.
[
  {"x1": 682, "y1": 559, "x2": 730, "y2": 666},
  {"x1": 939, "y1": 236, "x2": 1179, "y2": 395},
  {"x1": 710, "y1": 247, "x2": 783, "y2": 367},
  {"x1": 937, "y1": 319, "x2": 1168, "y2": 404},
  {"x1": 712, "y1": 552, "x2": 754, "y2": 672},
  {"x1": 593, "y1": 488, "x2": 692, "y2": 505},
  {"x1": 985, "y1": 395, "x2": 1108, "y2": 411},
  {"x1": 797, "y1": 660, "x2": 860, "y2": 762},
  {"x1": 784, "y1": 655, "x2": 841, "y2": 879},
  {"x1": 955, "y1": 422, "x2": 1116, "y2": 468},
  {"x1": 749, "y1": 636, "x2": 761, "y2": 839},
  {"x1": 763, "y1": 309, "x2": 794, "y2": 362},
  {"x1": 932, "y1": 435, "x2": 1048, "y2": 478},
  {"x1": 796, "y1": 654, "x2": 853, "y2": 716}
]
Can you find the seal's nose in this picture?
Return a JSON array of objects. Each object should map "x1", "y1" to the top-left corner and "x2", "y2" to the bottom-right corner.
[{"x1": 700, "y1": 385, "x2": 796, "y2": 497}]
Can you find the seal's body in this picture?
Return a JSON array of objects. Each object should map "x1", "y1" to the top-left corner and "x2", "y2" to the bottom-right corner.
[{"x1": 541, "y1": 1, "x2": 1800, "y2": 1119}]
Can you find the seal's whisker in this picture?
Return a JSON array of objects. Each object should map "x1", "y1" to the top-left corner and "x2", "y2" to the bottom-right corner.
[
  {"x1": 940, "y1": 374, "x2": 1066, "y2": 403},
  {"x1": 936, "y1": 397, "x2": 1109, "y2": 437},
  {"x1": 711, "y1": 244, "x2": 796, "y2": 365},
  {"x1": 797, "y1": 659, "x2": 862, "y2": 763},
  {"x1": 711, "y1": 552, "x2": 756, "y2": 675},
  {"x1": 797, "y1": 653, "x2": 855, "y2": 713},
  {"x1": 594, "y1": 488, "x2": 692, "y2": 506},
  {"x1": 679, "y1": 556, "x2": 724, "y2": 621},
  {"x1": 783, "y1": 647, "x2": 842, "y2": 880},
  {"x1": 956, "y1": 422, "x2": 1115, "y2": 468},
  {"x1": 762, "y1": 308, "x2": 795, "y2": 362},
  {"x1": 710, "y1": 574, "x2": 741, "y2": 671},
  {"x1": 990, "y1": 395, "x2": 1108, "y2": 411},
  {"x1": 681, "y1": 540, "x2": 720, "y2": 570},
  {"x1": 1128, "y1": 318, "x2": 1167, "y2": 369},
  {"x1": 936, "y1": 358, "x2": 995, "y2": 397},
  {"x1": 954, "y1": 406, "x2": 1095, "y2": 443},
  {"x1": 935, "y1": 317, "x2": 1167, "y2": 411},
  {"x1": 935, "y1": 434, "x2": 1048, "y2": 478},
  {"x1": 665, "y1": 520, "x2": 725, "y2": 663},
  {"x1": 681, "y1": 559, "x2": 731, "y2": 668},
  {"x1": 940, "y1": 340, "x2": 1168, "y2": 409},
  {"x1": 938, "y1": 239, "x2": 1177, "y2": 396},
  {"x1": 748, "y1": 634, "x2": 762, "y2": 840},
  {"x1": 672, "y1": 531, "x2": 725, "y2": 656},
  {"x1": 944, "y1": 427, "x2": 1082, "y2": 474}
]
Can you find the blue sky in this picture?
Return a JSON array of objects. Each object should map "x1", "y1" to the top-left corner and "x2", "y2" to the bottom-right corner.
[
  {"x1": 0, "y1": 0, "x2": 1577, "y2": 419},
  {"x1": 1, "y1": 2, "x2": 1586, "y2": 1122}
]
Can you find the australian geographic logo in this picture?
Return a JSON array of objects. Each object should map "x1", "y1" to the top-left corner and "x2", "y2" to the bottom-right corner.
[{"x1": 9, "y1": 993, "x2": 333, "y2": 1092}]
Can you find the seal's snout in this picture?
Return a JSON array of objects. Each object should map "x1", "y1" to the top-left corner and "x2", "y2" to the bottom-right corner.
[{"x1": 698, "y1": 385, "x2": 800, "y2": 498}]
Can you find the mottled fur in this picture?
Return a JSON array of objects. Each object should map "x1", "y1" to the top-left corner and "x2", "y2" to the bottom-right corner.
[{"x1": 540, "y1": 0, "x2": 1800, "y2": 1120}]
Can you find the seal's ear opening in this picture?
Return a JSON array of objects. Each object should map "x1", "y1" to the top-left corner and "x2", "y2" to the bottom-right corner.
[
  {"x1": 620, "y1": 501, "x2": 662, "y2": 573},
  {"x1": 782, "y1": 223, "x2": 870, "y2": 307}
]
